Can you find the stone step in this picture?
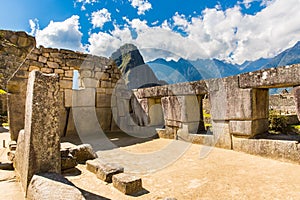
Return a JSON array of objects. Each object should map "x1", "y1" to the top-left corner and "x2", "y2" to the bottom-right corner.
[
  {"x1": 112, "y1": 173, "x2": 142, "y2": 195},
  {"x1": 86, "y1": 159, "x2": 124, "y2": 183}
]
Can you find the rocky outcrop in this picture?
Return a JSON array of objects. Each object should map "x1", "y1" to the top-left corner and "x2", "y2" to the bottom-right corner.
[{"x1": 111, "y1": 44, "x2": 166, "y2": 89}]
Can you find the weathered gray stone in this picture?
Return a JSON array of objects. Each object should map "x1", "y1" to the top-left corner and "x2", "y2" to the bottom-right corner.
[
  {"x1": 96, "y1": 93, "x2": 111, "y2": 108},
  {"x1": 69, "y1": 144, "x2": 97, "y2": 164},
  {"x1": 64, "y1": 89, "x2": 72, "y2": 107},
  {"x1": 112, "y1": 173, "x2": 142, "y2": 195},
  {"x1": 239, "y1": 64, "x2": 300, "y2": 88},
  {"x1": 72, "y1": 88, "x2": 95, "y2": 107},
  {"x1": 96, "y1": 108, "x2": 112, "y2": 131},
  {"x1": 229, "y1": 119, "x2": 269, "y2": 137},
  {"x1": 86, "y1": 159, "x2": 102, "y2": 174},
  {"x1": 61, "y1": 156, "x2": 77, "y2": 171},
  {"x1": 148, "y1": 102, "x2": 164, "y2": 126},
  {"x1": 27, "y1": 173, "x2": 85, "y2": 200},
  {"x1": 232, "y1": 136, "x2": 300, "y2": 164},
  {"x1": 14, "y1": 70, "x2": 61, "y2": 193},
  {"x1": 293, "y1": 86, "x2": 300, "y2": 121},
  {"x1": 96, "y1": 163, "x2": 124, "y2": 183},
  {"x1": 7, "y1": 80, "x2": 27, "y2": 141},
  {"x1": 212, "y1": 121, "x2": 232, "y2": 149}
]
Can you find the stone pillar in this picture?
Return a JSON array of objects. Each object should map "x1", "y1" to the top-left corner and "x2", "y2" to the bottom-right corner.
[
  {"x1": 14, "y1": 70, "x2": 61, "y2": 194},
  {"x1": 293, "y1": 86, "x2": 300, "y2": 121},
  {"x1": 209, "y1": 77, "x2": 269, "y2": 149}
]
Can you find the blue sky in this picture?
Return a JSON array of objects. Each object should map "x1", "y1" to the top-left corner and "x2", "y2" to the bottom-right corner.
[{"x1": 1, "y1": 0, "x2": 299, "y2": 64}]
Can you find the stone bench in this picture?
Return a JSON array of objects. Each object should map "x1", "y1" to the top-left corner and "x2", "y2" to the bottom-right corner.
[{"x1": 112, "y1": 173, "x2": 142, "y2": 195}]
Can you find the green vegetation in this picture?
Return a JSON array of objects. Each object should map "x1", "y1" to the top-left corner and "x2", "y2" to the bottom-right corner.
[
  {"x1": 0, "y1": 89, "x2": 7, "y2": 94},
  {"x1": 268, "y1": 110, "x2": 288, "y2": 133},
  {"x1": 290, "y1": 124, "x2": 300, "y2": 130},
  {"x1": 203, "y1": 110, "x2": 212, "y2": 129},
  {"x1": 2, "y1": 122, "x2": 8, "y2": 127}
]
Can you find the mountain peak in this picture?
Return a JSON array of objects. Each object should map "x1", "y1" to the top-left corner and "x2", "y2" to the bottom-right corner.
[{"x1": 111, "y1": 43, "x2": 145, "y2": 74}]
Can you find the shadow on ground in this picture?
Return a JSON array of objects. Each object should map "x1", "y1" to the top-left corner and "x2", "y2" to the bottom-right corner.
[{"x1": 61, "y1": 131, "x2": 158, "y2": 151}]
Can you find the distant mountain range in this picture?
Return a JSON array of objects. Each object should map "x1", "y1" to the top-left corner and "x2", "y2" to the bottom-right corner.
[{"x1": 147, "y1": 41, "x2": 300, "y2": 84}]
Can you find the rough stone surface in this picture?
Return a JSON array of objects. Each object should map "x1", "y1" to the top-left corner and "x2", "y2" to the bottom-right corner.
[
  {"x1": 69, "y1": 144, "x2": 97, "y2": 164},
  {"x1": 86, "y1": 159, "x2": 102, "y2": 174},
  {"x1": 239, "y1": 64, "x2": 300, "y2": 88},
  {"x1": 61, "y1": 156, "x2": 77, "y2": 171},
  {"x1": 232, "y1": 136, "x2": 300, "y2": 164},
  {"x1": 27, "y1": 173, "x2": 85, "y2": 200},
  {"x1": 293, "y1": 86, "x2": 300, "y2": 121},
  {"x1": 229, "y1": 119, "x2": 269, "y2": 137},
  {"x1": 14, "y1": 70, "x2": 61, "y2": 193},
  {"x1": 112, "y1": 173, "x2": 142, "y2": 195},
  {"x1": 96, "y1": 163, "x2": 124, "y2": 183}
]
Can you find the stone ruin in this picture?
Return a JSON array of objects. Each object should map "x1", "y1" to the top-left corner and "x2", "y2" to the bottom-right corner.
[{"x1": 1, "y1": 30, "x2": 300, "y2": 197}]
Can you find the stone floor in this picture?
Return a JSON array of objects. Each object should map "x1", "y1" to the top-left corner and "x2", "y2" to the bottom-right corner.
[{"x1": 1, "y1": 131, "x2": 300, "y2": 199}]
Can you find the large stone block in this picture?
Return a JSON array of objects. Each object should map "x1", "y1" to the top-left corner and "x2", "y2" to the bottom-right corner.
[
  {"x1": 293, "y1": 86, "x2": 300, "y2": 121},
  {"x1": 229, "y1": 119, "x2": 269, "y2": 137},
  {"x1": 14, "y1": 70, "x2": 61, "y2": 194},
  {"x1": 72, "y1": 88, "x2": 95, "y2": 107},
  {"x1": 69, "y1": 144, "x2": 98, "y2": 164},
  {"x1": 7, "y1": 78, "x2": 28, "y2": 141},
  {"x1": 64, "y1": 89, "x2": 72, "y2": 107},
  {"x1": 96, "y1": 163, "x2": 124, "y2": 183},
  {"x1": 96, "y1": 93, "x2": 112, "y2": 108},
  {"x1": 27, "y1": 173, "x2": 85, "y2": 200},
  {"x1": 161, "y1": 96, "x2": 181, "y2": 122},
  {"x1": 148, "y1": 103, "x2": 164, "y2": 126},
  {"x1": 212, "y1": 121, "x2": 232, "y2": 149},
  {"x1": 232, "y1": 136, "x2": 300, "y2": 164},
  {"x1": 239, "y1": 64, "x2": 300, "y2": 88},
  {"x1": 112, "y1": 173, "x2": 143, "y2": 195},
  {"x1": 96, "y1": 108, "x2": 112, "y2": 131}
]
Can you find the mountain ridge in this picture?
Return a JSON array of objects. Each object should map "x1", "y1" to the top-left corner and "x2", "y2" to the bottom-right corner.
[{"x1": 147, "y1": 41, "x2": 300, "y2": 84}]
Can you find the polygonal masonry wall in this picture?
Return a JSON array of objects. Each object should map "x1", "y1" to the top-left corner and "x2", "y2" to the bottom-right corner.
[{"x1": 7, "y1": 40, "x2": 121, "y2": 140}]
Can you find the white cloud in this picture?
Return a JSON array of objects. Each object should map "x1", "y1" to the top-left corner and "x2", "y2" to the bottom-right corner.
[
  {"x1": 87, "y1": 0, "x2": 300, "y2": 64},
  {"x1": 129, "y1": 0, "x2": 152, "y2": 15},
  {"x1": 31, "y1": 15, "x2": 84, "y2": 51},
  {"x1": 74, "y1": 0, "x2": 98, "y2": 10},
  {"x1": 91, "y1": 8, "x2": 111, "y2": 29},
  {"x1": 29, "y1": 18, "x2": 39, "y2": 36},
  {"x1": 88, "y1": 25, "x2": 133, "y2": 57}
]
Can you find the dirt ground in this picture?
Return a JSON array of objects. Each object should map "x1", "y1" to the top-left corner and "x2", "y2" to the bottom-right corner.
[{"x1": 1, "y1": 131, "x2": 300, "y2": 199}]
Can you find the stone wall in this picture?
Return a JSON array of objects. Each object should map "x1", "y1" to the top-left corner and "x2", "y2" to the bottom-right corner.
[
  {"x1": 0, "y1": 30, "x2": 121, "y2": 141},
  {"x1": 0, "y1": 30, "x2": 36, "y2": 90},
  {"x1": 135, "y1": 64, "x2": 300, "y2": 149},
  {"x1": 269, "y1": 93, "x2": 296, "y2": 114}
]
